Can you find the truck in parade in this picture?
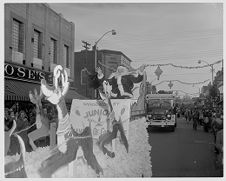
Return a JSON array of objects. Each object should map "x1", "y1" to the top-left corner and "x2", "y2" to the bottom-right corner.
[{"x1": 145, "y1": 94, "x2": 177, "y2": 131}]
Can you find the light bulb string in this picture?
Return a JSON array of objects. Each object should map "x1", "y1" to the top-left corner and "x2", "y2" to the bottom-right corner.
[{"x1": 153, "y1": 79, "x2": 210, "y2": 86}]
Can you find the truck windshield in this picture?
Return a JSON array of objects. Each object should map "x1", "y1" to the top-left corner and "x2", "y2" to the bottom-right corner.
[{"x1": 147, "y1": 99, "x2": 172, "y2": 114}]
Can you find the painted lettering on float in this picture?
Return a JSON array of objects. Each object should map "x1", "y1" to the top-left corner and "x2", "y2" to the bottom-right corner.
[{"x1": 84, "y1": 109, "x2": 109, "y2": 119}]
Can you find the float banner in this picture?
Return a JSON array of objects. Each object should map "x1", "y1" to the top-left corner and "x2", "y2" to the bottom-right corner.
[{"x1": 70, "y1": 99, "x2": 131, "y2": 139}]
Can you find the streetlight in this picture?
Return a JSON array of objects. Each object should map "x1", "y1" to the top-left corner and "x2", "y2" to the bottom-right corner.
[
  {"x1": 93, "y1": 29, "x2": 116, "y2": 98},
  {"x1": 93, "y1": 29, "x2": 116, "y2": 70},
  {"x1": 198, "y1": 60, "x2": 215, "y2": 108},
  {"x1": 198, "y1": 60, "x2": 214, "y2": 85}
]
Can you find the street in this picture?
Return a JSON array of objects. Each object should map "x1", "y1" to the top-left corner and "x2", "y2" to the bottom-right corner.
[{"x1": 149, "y1": 116, "x2": 223, "y2": 177}]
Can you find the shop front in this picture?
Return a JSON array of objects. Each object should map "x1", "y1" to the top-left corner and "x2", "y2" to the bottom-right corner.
[
  {"x1": 5, "y1": 62, "x2": 86, "y2": 110},
  {"x1": 5, "y1": 62, "x2": 86, "y2": 153}
]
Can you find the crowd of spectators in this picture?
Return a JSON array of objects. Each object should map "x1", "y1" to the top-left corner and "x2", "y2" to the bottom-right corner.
[
  {"x1": 5, "y1": 104, "x2": 58, "y2": 155},
  {"x1": 179, "y1": 105, "x2": 223, "y2": 170}
]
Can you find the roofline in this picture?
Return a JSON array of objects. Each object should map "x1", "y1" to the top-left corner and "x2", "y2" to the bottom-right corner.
[
  {"x1": 44, "y1": 3, "x2": 74, "y2": 25},
  {"x1": 99, "y1": 49, "x2": 132, "y2": 62}
]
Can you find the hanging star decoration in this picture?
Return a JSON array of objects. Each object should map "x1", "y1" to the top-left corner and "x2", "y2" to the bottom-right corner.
[
  {"x1": 154, "y1": 79, "x2": 210, "y2": 86},
  {"x1": 155, "y1": 65, "x2": 163, "y2": 80},
  {"x1": 98, "y1": 59, "x2": 222, "y2": 71},
  {"x1": 168, "y1": 81, "x2": 173, "y2": 89}
]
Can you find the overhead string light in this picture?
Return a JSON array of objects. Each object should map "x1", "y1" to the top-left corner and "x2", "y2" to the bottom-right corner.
[
  {"x1": 98, "y1": 59, "x2": 223, "y2": 73},
  {"x1": 146, "y1": 60, "x2": 222, "y2": 69},
  {"x1": 153, "y1": 79, "x2": 210, "y2": 86},
  {"x1": 171, "y1": 90, "x2": 200, "y2": 96}
]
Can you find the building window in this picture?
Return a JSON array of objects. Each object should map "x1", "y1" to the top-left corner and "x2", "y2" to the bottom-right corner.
[
  {"x1": 33, "y1": 29, "x2": 42, "y2": 59},
  {"x1": 50, "y1": 38, "x2": 57, "y2": 64},
  {"x1": 12, "y1": 18, "x2": 24, "y2": 53},
  {"x1": 63, "y1": 45, "x2": 69, "y2": 68},
  {"x1": 81, "y1": 68, "x2": 87, "y2": 85}
]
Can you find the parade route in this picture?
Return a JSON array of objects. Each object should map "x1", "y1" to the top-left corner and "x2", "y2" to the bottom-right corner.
[{"x1": 149, "y1": 117, "x2": 223, "y2": 177}]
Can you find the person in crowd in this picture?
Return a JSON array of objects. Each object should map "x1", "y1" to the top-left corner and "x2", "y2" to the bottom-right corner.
[
  {"x1": 15, "y1": 110, "x2": 32, "y2": 152},
  {"x1": 203, "y1": 109, "x2": 210, "y2": 132},
  {"x1": 184, "y1": 109, "x2": 188, "y2": 122},
  {"x1": 192, "y1": 108, "x2": 199, "y2": 130},
  {"x1": 177, "y1": 107, "x2": 180, "y2": 118},
  {"x1": 9, "y1": 109, "x2": 16, "y2": 120},
  {"x1": 187, "y1": 108, "x2": 192, "y2": 122},
  {"x1": 27, "y1": 107, "x2": 37, "y2": 133},
  {"x1": 212, "y1": 113, "x2": 223, "y2": 148},
  {"x1": 198, "y1": 109, "x2": 204, "y2": 125},
  {"x1": 215, "y1": 128, "x2": 223, "y2": 164},
  {"x1": 5, "y1": 108, "x2": 12, "y2": 131}
]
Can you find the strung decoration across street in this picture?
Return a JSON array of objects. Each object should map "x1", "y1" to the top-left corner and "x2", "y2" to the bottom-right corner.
[
  {"x1": 147, "y1": 59, "x2": 222, "y2": 69},
  {"x1": 168, "y1": 81, "x2": 173, "y2": 89},
  {"x1": 154, "y1": 79, "x2": 210, "y2": 86},
  {"x1": 99, "y1": 59, "x2": 222, "y2": 70},
  {"x1": 172, "y1": 89, "x2": 200, "y2": 96},
  {"x1": 154, "y1": 65, "x2": 163, "y2": 80}
]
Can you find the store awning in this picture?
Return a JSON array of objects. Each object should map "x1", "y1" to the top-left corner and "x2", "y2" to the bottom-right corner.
[
  {"x1": 5, "y1": 79, "x2": 87, "y2": 102},
  {"x1": 65, "y1": 89, "x2": 87, "y2": 102},
  {"x1": 5, "y1": 79, "x2": 40, "y2": 101}
]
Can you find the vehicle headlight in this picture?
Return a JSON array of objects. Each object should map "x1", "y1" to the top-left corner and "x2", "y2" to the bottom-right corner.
[
  {"x1": 148, "y1": 114, "x2": 152, "y2": 119},
  {"x1": 167, "y1": 114, "x2": 171, "y2": 119}
]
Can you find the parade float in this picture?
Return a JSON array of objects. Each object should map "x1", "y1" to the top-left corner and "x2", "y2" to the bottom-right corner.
[{"x1": 4, "y1": 64, "x2": 152, "y2": 178}]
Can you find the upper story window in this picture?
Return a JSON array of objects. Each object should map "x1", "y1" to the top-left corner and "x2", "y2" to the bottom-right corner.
[
  {"x1": 33, "y1": 29, "x2": 42, "y2": 59},
  {"x1": 50, "y1": 38, "x2": 57, "y2": 64},
  {"x1": 63, "y1": 44, "x2": 69, "y2": 68},
  {"x1": 12, "y1": 18, "x2": 24, "y2": 53}
]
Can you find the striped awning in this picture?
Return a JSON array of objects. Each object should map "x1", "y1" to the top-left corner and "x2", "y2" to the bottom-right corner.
[
  {"x1": 5, "y1": 79, "x2": 87, "y2": 102},
  {"x1": 5, "y1": 79, "x2": 41, "y2": 101},
  {"x1": 65, "y1": 89, "x2": 87, "y2": 102}
]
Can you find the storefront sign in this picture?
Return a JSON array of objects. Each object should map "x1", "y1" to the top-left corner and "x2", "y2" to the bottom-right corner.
[
  {"x1": 4, "y1": 63, "x2": 53, "y2": 84},
  {"x1": 69, "y1": 99, "x2": 131, "y2": 139}
]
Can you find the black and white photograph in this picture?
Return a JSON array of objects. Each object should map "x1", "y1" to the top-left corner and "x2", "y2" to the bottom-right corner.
[{"x1": 2, "y1": 0, "x2": 224, "y2": 179}]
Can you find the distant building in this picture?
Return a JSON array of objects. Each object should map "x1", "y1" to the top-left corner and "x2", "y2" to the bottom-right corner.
[
  {"x1": 5, "y1": 3, "x2": 75, "y2": 77},
  {"x1": 214, "y1": 70, "x2": 223, "y2": 99},
  {"x1": 146, "y1": 82, "x2": 157, "y2": 94},
  {"x1": 74, "y1": 50, "x2": 95, "y2": 99},
  {"x1": 74, "y1": 49, "x2": 132, "y2": 99},
  {"x1": 201, "y1": 84, "x2": 211, "y2": 97},
  {"x1": 98, "y1": 49, "x2": 132, "y2": 78},
  {"x1": 5, "y1": 3, "x2": 84, "y2": 111}
]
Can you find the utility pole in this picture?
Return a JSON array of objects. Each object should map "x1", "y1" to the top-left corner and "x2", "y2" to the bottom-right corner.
[
  {"x1": 82, "y1": 41, "x2": 91, "y2": 98},
  {"x1": 210, "y1": 64, "x2": 214, "y2": 85},
  {"x1": 82, "y1": 40, "x2": 91, "y2": 51}
]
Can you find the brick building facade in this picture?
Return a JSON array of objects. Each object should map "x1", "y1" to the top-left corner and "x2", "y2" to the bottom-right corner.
[
  {"x1": 4, "y1": 3, "x2": 84, "y2": 111},
  {"x1": 74, "y1": 49, "x2": 132, "y2": 99}
]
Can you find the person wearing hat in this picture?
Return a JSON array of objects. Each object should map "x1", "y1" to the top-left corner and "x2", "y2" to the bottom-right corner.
[
  {"x1": 88, "y1": 64, "x2": 146, "y2": 99},
  {"x1": 212, "y1": 113, "x2": 223, "y2": 147}
]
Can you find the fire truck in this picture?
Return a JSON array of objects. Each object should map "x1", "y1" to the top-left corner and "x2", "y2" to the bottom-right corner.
[{"x1": 145, "y1": 94, "x2": 176, "y2": 131}]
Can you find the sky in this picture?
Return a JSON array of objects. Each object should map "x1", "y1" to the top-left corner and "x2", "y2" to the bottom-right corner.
[
  {"x1": 49, "y1": 2, "x2": 223, "y2": 97},
  {"x1": 0, "y1": 1, "x2": 223, "y2": 98}
]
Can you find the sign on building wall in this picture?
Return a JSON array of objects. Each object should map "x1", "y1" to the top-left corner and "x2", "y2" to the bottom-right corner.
[
  {"x1": 4, "y1": 62, "x2": 53, "y2": 84},
  {"x1": 69, "y1": 99, "x2": 131, "y2": 139}
]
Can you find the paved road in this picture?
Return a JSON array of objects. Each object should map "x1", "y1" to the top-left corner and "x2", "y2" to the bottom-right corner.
[{"x1": 148, "y1": 117, "x2": 223, "y2": 177}]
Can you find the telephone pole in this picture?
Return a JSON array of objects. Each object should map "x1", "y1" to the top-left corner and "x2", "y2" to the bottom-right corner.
[
  {"x1": 82, "y1": 40, "x2": 91, "y2": 51},
  {"x1": 82, "y1": 41, "x2": 91, "y2": 98}
]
